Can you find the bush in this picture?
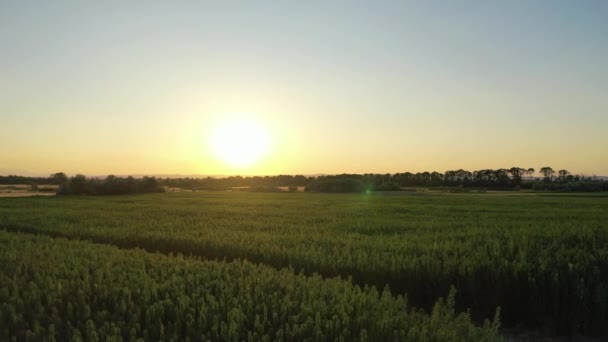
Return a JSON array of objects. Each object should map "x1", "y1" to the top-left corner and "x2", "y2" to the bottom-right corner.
[
  {"x1": 248, "y1": 185, "x2": 281, "y2": 192},
  {"x1": 58, "y1": 175, "x2": 165, "y2": 195},
  {"x1": 532, "y1": 181, "x2": 605, "y2": 192},
  {"x1": 376, "y1": 181, "x2": 401, "y2": 191},
  {"x1": 305, "y1": 178, "x2": 365, "y2": 193}
]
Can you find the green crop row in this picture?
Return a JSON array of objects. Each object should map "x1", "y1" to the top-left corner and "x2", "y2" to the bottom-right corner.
[{"x1": 0, "y1": 231, "x2": 501, "y2": 341}]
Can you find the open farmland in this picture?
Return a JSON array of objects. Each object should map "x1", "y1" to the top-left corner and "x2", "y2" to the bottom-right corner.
[
  {"x1": 1, "y1": 191, "x2": 607, "y2": 339},
  {"x1": 0, "y1": 184, "x2": 57, "y2": 197}
]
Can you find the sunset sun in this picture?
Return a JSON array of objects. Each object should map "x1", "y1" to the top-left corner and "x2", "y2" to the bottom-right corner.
[{"x1": 210, "y1": 118, "x2": 270, "y2": 168}]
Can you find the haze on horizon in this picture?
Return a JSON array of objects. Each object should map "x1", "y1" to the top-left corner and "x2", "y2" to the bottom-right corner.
[{"x1": 1, "y1": 1, "x2": 607, "y2": 177}]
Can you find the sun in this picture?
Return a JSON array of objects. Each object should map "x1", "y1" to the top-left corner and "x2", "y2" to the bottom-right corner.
[{"x1": 210, "y1": 118, "x2": 270, "y2": 168}]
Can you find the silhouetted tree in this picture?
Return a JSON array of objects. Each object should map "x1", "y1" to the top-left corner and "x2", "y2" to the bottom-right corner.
[
  {"x1": 509, "y1": 167, "x2": 526, "y2": 186},
  {"x1": 526, "y1": 168, "x2": 535, "y2": 181},
  {"x1": 70, "y1": 174, "x2": 88, "y2": 194},
  {"x1": 50, "y1": 172, "x2": 68, "y2": 185},
  {"x1": 557, "y1": 169, "x2": 571, "y2": 183},
  {"x1": 539, "y1": 167, "x2": 555, "y2": 183},
  {"x1": 58, "y1": 175, "x2": 164, "y2": 195}
]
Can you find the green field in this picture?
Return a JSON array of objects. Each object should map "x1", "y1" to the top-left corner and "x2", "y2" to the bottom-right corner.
[
  {"x1": 1, "y1": 191, "x2": 607, "y2": 339},
  {"x1": 0, "y1": 232, "x2": 500, "y2": 341}
]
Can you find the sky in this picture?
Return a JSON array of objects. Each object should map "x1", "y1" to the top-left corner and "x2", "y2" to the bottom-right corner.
[{"x1": 1, "y1": 1, "x2": 607, "y2": 176}]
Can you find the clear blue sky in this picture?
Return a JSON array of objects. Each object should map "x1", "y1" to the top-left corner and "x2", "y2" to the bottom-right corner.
[{"x1": 1, "y1": 1, "x2": 607, "y2": 176}]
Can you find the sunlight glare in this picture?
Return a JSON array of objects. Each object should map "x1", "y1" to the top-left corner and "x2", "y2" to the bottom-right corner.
[{"x1": 210, "y1": 118, "x2": 270, "y2": 168}]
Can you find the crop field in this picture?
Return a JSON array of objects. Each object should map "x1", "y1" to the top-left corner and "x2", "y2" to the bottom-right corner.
[
  {"x1": 1, "y1": 191, "x2": 607, "y2": 340},
  {"x1": 0, "y1": 231, "x2": 500, "y2": 341},
  {"x1": 0, "y1": 184, "x2": 57, "y2": 198}
]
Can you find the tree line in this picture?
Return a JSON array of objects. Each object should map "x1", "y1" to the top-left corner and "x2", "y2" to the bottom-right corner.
[
  {"x1": 1, "y1": 167, "x2": 606, "y2": 194},
  {"x1": 306, "y1": 167, "x2": 607, "y2": 192},
  {"x1": 57, "y1": 174, "x2": 164, "y2": 195}
]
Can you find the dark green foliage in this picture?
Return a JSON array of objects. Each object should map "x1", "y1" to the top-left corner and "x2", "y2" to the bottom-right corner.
[
  {"x1": 304, "y1": 174, "x2": 400, "y2": 193},
  {"x1": 58, "y1": 175, "x2": 164, "y2": 195},
  {"x1": 0, "y1": 172, "x2": 67, "y2": 185},
  {"x1": 248, "y1": 185, "x2": 281, "y2": 192},
  {"x1": 301, "y1": 168, "x2": 605, "y2": 193},
  {"x1": 532, "y1": 181, "x2": 608, "y2": 192},
  {"x1": 0, "y1": 175, "x2": 52, "y2": 185},
  {"x1": 0, "y1": 232, "x2": 501, "y2": 341},
  {"x1": 2, "y1": 167, "x2": 606, "y2": 192},
  {"x1": 305, "y1": 178, "x2": 366, "y2": 193},
  {"x1": 375, "y1": 181, "x2": 401, "y2": 191},
  {"x1": 162, "y1": 174, "x2": 311, "y2": 191},
  {"x1": 1, "y1": 192, "x2": 607, "y2": 336},
  {"x1": 50, "y1": 172, "x2": 68, "y2": 185}
]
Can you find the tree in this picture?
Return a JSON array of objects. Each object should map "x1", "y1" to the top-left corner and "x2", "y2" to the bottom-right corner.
[
  {"x1": 430, "y1": 172, "x2": 443, "y2": 186},
  {"x1": 421, "y1": 172, "x2": 431, "y2": 186},
  {"x1": 557, "y1": 169, "x2": 570, "y2": 183},
  {"x1": 50, "y1": 172, "x2": 68, "y2": 185},
  {"x1": 526, "y1": 168, "x2": 535, "y2": 181},
  {"x1": 539, "y1": 167, "x2": 555, "y2": 183},
  {"x1": 70, "y1": 174, "x2": 88, "y2": 194},
  {"x1": 494, "y1": 169, "x2": 511, "y2": 187},
  {"x1": 509, "y1": 167, "x2": 525, "y2": 186}
]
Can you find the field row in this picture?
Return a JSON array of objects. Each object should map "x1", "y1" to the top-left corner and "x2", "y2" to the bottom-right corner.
[{"x1": 0, "y1": 231, "x2": 501, "y2": 341}]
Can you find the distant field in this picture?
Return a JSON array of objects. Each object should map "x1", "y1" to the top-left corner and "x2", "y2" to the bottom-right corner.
[
  {"x1": 0, "y1": 184, "x2": 57, "y2": 197},
  {"x1": 1, "y1": 191, "x2": 607, "y2": 338}
]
